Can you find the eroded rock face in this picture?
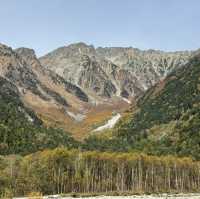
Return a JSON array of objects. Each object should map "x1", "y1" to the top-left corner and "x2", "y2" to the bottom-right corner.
[
  {"x1": 0, "y1": 43, "x2": 92, "y2": 118},
  {"x1": 78, "y1": 55, "x2": 117, "y2": 97},
  {"x1": 40, "y1": 42, "x2": 192, "y2": 101},
  {"x1": 0, "y1": 45, "x2": 70, "y2": 107},
  {"x1": 15, "y1": 47, "x2": 89, "y2": 102}
]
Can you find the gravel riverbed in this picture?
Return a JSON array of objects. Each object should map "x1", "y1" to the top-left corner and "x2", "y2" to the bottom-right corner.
[{"x1": 15, "y1": 193, "x2": 200, "y2": 199}]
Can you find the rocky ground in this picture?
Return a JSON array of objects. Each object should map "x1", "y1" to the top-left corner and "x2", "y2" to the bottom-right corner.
[{"x1": 15, "y1": 193, "x2": 200, "y2": 199}]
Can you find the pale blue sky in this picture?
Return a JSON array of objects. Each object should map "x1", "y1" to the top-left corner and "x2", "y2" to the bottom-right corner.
[{"x1": 0, "y1": 0, "x2": 199, "y2": 56}]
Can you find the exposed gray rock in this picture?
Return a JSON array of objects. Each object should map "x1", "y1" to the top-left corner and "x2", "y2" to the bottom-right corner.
[
  {"x1": 40, "y1": 42, "x2": 192, "y2": 100},
  {"x1": 78, "y1": 55, "x2": 117, "y2": 97},
  {"x1": 0, "y1": 44, "x2": 71, "y2": 108},
  {"x1": 16, "y1": 47, "x2": 89, "y2": 102}
]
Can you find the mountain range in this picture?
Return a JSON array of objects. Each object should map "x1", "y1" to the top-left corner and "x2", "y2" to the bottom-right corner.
[
  {"x1": 40, "y1": 42, "x2": 191, "y2": 101},
  {"x1": 0, "y1": 42, "x2": 198, "y2": 143}
]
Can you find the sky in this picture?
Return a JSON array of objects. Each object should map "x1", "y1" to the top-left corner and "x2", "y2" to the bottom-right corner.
[{"x1": 0, "y1": 0, "x2": 200, "y2": 56}]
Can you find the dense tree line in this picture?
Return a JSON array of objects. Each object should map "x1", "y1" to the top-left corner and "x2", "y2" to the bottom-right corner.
[{"x1": 1, "y1": 148, "x2": 200, "y2": 197}]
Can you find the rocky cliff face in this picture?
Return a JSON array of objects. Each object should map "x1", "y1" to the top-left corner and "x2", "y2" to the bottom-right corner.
[
  {"x1": 15, "y1": 47, "x2": 89, "y2": 103},
  {"x1": 0, "y1": 44, "x2": 93, "y2": 135},
  {"x1": 40, "y1": 43, "x2": 192, "y2": 102},
  {"x1": 0, "y1": 44, "x2": 74, "y2": 107}
]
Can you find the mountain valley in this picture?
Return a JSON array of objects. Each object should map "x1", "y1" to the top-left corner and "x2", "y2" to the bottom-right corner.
[
  {"x1": 1, "y1": 42, "x2": 200, "y2": 197},
  {"x1": 0, "y1": 42, "x2": 197, "y2": 141}
]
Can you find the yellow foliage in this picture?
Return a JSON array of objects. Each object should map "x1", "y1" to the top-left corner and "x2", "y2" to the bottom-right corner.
[{"x1": 27, "y1": 192, "x2": 43, "y2": 199}]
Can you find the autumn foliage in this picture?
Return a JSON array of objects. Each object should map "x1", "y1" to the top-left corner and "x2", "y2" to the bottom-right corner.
[{"x1": 1, "y1": 148, "x2": 200, "y2": 197}]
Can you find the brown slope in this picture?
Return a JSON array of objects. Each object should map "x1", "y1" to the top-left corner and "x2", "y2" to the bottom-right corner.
[{"x1": 13, "y1": 46, "x2": 130, "y2": 140}]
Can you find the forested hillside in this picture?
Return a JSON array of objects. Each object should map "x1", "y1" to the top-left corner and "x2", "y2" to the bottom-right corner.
[
  {"x1": 0, "y1": 76, "x2": 78, "y2": 155},
  {"x1": 84, "y1": 53, "x2": 200, "y2": 159}
]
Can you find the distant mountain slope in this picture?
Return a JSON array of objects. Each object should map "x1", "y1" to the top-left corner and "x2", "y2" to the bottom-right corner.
[
  {"x1": 0, "y1": 44, "x2": 88, "y2": 146},
  {"x1": 0, "y1": 42, "x2": 196, "y2": 142},
  {"x1": 0, "y1": 76, "x2": 77, "y2": 155},
  {"x1": 15, "y1": 47, "x2": 89, "y2": 103},
  {"x1": 39, "y1": 43, "x2": 194, "y2": 138},
  {"x1": 0, "y1": 44, "x2": 128, "y2": 139},
  {"x1": 0, "y1": 44, "x2": 80, "y2": 130},
  {"x1": 40, "y1": 42, "x2": 192, "y2": 102},
  {"x1": 84, "y1": 53, "x2": 200, "y2": 159},
  {"x1": 0, "y1": 75, "x2": 41, "y2": 125}
]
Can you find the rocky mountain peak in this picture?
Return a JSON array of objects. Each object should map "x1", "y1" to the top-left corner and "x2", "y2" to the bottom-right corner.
[
  {"x1": 0, "y1": 43, "x2": 12, "y2": 53},
  {"x1": 15, "y1": 47, "x2": 36, "y2": 61},
  {"x1": 40, "y1": 43, "x2": 193, "y2": 102},
  {"x1": 15, "y1": 47, "x2": 41, "y2": 70},
  {"x1": 67, "y1": 42, "x2": 94, "y2": 50}
]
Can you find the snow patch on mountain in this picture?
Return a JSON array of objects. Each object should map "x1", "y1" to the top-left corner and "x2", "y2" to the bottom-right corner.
[
  {"x1": 94, "y1": 113, "x2": 121, "y2": 132},
  {"x1": 122, "y1": 97, "x2": 131, "y2": 104}
]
